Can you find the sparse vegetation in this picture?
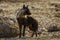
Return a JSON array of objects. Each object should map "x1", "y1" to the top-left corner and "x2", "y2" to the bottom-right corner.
[{"x1": 0, "y1": 0, "x2": 60, "y2": 40}]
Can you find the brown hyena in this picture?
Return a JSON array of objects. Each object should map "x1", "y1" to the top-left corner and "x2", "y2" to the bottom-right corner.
[
  {"x1": 16, "y1": 4, "x2": 31, "y2": 38},
  {"x1": 16, "y1": 4, "x2": 39, "y2": 38}
]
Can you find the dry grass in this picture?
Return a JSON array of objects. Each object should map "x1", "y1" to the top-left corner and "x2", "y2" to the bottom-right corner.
[{"x1": 0, "y1": 0, "x2": 60, "y2": 40}]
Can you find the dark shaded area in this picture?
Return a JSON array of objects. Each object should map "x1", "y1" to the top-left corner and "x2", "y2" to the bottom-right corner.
[
  {"x1": 55, "y1": 13, "x2": 60, "y2": 18},
  {"x1": 0, "y1": 17, "x2": 19, "y2": 38},
  {"x1": 0, "y1": 34, "x2": 17, "y2": 38},
  {"x1": 0, "y1": 9, "x2": 3, "y2": 13},
  {"x1": 47, "y1": 25, "x2": 60, "y2": 32}
]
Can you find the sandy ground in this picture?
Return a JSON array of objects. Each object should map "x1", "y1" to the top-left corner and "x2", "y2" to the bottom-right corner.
[{"x1": 0, "y1": 0, "x2": 60, "y2": 40}]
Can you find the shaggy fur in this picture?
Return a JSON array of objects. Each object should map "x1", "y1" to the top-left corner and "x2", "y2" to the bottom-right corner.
[
  {"x1": 27, "y1": 16, "x2": 38, "y2": 37},
  {"x1": 17, "y1": 16, "x2": 38, "y2": 37},
  {"x1": 16, "y1": 4, "x2": 38, "y2": 38}
]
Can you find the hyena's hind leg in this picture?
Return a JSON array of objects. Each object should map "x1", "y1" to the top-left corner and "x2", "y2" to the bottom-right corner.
[
  {"x1": 31, "y1": 31, "x2": 37, "y2": 37},
  {"x1": 35, "y1": 31, "x2": 38, "y2": 37},
  {"x1": 31, "y1": 32, "x2": 34, "y2": 37}
]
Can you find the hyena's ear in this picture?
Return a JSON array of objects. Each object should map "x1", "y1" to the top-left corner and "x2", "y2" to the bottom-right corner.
[
  {"x1": 26, "y1": 5, "x2": 29, "y2": 8},
  {"x1": 23, "y1": 4, "x2": 26, "y2": 8}
]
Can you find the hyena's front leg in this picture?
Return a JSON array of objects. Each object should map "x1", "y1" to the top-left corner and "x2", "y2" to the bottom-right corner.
[
  {"x1": 19, "y1": 25, "x2": 22, "y2": 38},
  {"x1": 23, "y1": 26, "x2": 26, "y2": 37}
]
